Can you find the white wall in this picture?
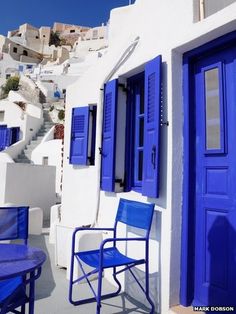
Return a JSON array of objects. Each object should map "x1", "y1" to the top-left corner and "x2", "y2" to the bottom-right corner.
[
  {"x1": 31, "y1": 139, "x2": 62, "y2": 194},
  {"x1": 0, "y1": 99, "x2": 43, "y2": 160},
  {"x1": 1, "y1": 162, "x2": 56, "y2": 220},
  {"x1": 59, "y1": 0, "x2": 236, "y2": 312}
]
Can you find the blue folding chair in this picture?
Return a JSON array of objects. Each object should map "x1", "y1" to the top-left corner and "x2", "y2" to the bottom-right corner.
[
  {"x1": 69, "y1": 198, "x2": 155, "y2": 313},
  {"x1": 0, "y1": 206, "x2": 29, "y2": 314}
]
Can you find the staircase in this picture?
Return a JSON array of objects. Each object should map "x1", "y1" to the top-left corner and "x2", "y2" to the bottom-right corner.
[{"x1": 14, "y1": 111, "x2": 54, "y2": 164}]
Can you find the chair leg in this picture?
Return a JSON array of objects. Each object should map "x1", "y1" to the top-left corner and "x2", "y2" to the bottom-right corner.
[
  {"x1": 145, "y1": 263, "x2": 155, "y2": 314},
  {"x1": 21, "y1": 304, "x2": 25, "y2": 313},
  {"x1": 96, "y1": 267, "x2": 103, "y2": 314},
  {"x1": 113, "y1": 267, "x2": 122, "y2": 295},
  {"x1": 28, "y1": 272, "x2": 35, "y2": 314}
]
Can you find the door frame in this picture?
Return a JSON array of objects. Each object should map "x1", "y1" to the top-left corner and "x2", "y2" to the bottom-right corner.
[{"x1": 181, "y1": 30, "x2": 236, "y2": 306}]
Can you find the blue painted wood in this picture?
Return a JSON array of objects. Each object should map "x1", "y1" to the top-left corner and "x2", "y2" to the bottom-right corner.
[
  {"x1": 101, "y1": 79, "x2": 118, "y2": 192},
  {"x1": 0, "y1": 126, "x2": 8, "y2": 151},
  {"x1": 194, "y1": 47, "x2": 236, "y2": 306},
  {"x1": 70, "y1": 106, "x2": 89, "y2": 165},
  {"x1": 181, "y1": 31, "x2": 236, "y2": 307},
  {"x1": 142, "y1": 55, "x2": 161, "y2": 198}
]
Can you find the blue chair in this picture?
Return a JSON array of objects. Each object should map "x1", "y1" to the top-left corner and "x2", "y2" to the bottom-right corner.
[
  {"x1": 0, "y1": 206, "x2": 29, "y2": 314},
  {"x1": 69, "y1": 198, "x2": 155, "y2": 313}
]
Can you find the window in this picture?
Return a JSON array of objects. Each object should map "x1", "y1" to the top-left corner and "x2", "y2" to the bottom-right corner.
[
  {"x1": 92, "y1": 30, "x2": 98, "y2": 38},
  {"x1": 195, "y1": 0, "x2": 236, "y2": 21},
  {"x1": 0, "y1": 126, "x2": 20, "y2": 151},
  {"x1": 100, "y1": 55, "x2": 162, "y2": 198},
  {"x1": 42, "y1": 157, "x2": 49, "y2": 165},
  {"x1": 69, "y1": 105, "x2": 97, "y2": 166},
  {"x1": 127, "y1": 73, "x2": 145, "y2": 190},
  {"x1": 13, "y1": 47, "x2": 17, "y2": 53},
  {"x1": 70, "y1": 30, "x2": 75, "y2": 33},
  {"x1": 23, "y1": 50, "x2": 28, "y2": 56},
  {"x1": 204, "y1": 64, "x2": 225, "y2": 153}
]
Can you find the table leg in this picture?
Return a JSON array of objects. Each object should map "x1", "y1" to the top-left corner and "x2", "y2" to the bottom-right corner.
[{"x1": 28, "y1": 271, "x2": 35, "y2": 314}]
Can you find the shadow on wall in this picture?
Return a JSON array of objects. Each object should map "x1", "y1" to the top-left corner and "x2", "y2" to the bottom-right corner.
[
  {"x1": 30, "y1": 232, "x2": 56, "y2": 299},
  {"x1": 125, "y1": 210, "x2": 161, "y2": 313}
]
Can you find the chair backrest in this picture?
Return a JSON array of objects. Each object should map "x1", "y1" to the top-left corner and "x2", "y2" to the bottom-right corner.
[
  {"x1": 0, "y1": 207, "x2": 29, "y2": 244},
  {"x1": 115, "y1": 198, "x2": 154, "y2": 236}
]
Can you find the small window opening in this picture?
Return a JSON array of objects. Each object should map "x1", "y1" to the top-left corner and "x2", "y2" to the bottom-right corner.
[
  {"x1": 13, "y1": 47, "x2": 17, "y2": 53},
  {"x1": 88, "y1": 105, "x2": 97, "y2": 165},
  {"x1": 0, "y1": 111, "x2": 5, "y2": 122}
]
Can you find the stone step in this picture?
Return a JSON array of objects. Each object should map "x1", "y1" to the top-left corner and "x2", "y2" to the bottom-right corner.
[
  {"x1": 30, "y1": 140, "x2": 41, "y2": 145},
  {"x1": 14, "y1": 158, "x2": 31, "y2": 163}
]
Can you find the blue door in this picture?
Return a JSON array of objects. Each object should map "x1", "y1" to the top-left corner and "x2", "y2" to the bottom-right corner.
[{"x1": 193, "y1": 47, "x2": 236, "y2": 306}]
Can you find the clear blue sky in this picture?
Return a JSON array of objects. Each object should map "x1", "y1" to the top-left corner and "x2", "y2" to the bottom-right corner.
[{"x1": 0, "y1": 0, "x2": 131, "y2": 35}]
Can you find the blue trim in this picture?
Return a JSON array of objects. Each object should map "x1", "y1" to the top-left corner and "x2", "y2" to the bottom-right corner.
[{"x1": 181, "y1": 30, "x2": 236, "y2": 306}]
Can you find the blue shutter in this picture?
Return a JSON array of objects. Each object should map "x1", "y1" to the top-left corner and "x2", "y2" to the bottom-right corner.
[
  {"x1": 101, "y1": 79, "x2": 118, "y2": 192},
  {"x1": 5, "y1": 128, "x2": 12, "y2": 147},
  {"x1": 70, "y1": 106, "x2": 89, "y2": 165},
  {"x1": 142, "y1": 55, "x2": 161, "y2": 198},
  {"x1": 0, "y1": 127, "x2": 5, "y2": 150},
  {"x1": 0, "y1": 126, "x2": 8, "y2": 150}
]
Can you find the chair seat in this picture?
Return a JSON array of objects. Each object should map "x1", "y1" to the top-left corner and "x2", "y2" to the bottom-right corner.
[
  {"x1": 0, "y1": 277, "x2": 23, "y2": 302},
  {"x1": 77, "y1": 247, "x2": 145, "y2": 269}
]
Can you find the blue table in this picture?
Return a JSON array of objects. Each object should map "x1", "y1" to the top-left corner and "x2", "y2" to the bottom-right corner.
[{"x1": 0, "y1": 243, "x2": 46, "y2": 314}]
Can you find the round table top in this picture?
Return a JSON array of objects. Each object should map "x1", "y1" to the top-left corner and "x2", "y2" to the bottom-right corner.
[{"x1": 0, "y1": 243, "x2": 46, "y2": 280}]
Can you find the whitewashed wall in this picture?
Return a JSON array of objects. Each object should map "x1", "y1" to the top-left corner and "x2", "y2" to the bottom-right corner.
[
  {"x1": 31, "y1": 139, "x2": 62, "y2": 194},
  {"x1": 58, "y1": 0, "x2": 236, "y2": 312},
  {"x1": 0, "y1": 162, "x2": 56, "y2": 220}
]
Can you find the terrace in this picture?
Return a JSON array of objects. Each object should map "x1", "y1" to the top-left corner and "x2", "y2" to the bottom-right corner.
[{"x1": 31, "y1": 229, "x2": 154, "y2": 314}]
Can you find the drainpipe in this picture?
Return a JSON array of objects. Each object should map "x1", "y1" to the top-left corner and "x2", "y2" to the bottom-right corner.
[{"x1": 91, "y1": 36, "x2": 140, "y2": 227}]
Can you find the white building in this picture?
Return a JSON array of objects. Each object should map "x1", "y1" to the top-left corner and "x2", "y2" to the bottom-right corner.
[{"x1": 52, "y1": 0, "x2": 236, "y2": 312}]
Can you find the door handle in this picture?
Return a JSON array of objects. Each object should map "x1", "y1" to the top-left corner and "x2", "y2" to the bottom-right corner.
[{"x1": 151, "y1": 145, "x2": 156, "y2": 169}]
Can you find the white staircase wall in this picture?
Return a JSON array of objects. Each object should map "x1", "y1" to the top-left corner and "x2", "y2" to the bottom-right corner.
[{"x1": 31, "y1": 139, "x2": 62, "y2": 194}]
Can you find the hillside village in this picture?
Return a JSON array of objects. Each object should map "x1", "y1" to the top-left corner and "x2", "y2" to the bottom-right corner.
[
  {"x1": 1, "y1": 0, "x2": 236, "y2": 313},
  {"x1": 0, "y1": 21, "x2": 108, "y2": 222}
]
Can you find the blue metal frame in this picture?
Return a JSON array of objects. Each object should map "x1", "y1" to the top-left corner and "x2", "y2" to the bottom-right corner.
[
  {"x1": 69, "y1": 198, "x2": 155, "y2": 314},
  {"x1": 0, "y1": 206, "x2": 29, "y2": 245},
  {"x1": 181, "y1": 30, "x2": 236, "y2": 306},
  {"x1": 0, "y1": 206, "x2": 43, "y2": 314}
]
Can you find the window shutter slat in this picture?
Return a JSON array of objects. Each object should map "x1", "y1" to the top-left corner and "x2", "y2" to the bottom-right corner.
[
  {"x1": 142, "y1": 55, "x2": 162, "y2": 198},
  {"x1": 0, "y1": 127, "x2": 6, "y2": 150},
  {"x1": 101, "y1": 79, "x2": 118, "y2": 192},
  {"x1": 5, "y1": 128, "x2": 12, "y2": 147},
  {"x1": 70, "y1": 106, "x2": 89, "y2": 165}
]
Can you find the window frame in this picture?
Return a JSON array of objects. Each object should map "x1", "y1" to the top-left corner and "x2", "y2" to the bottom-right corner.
[
  {"x1": 202, "y1": 62, "x2": 226, "y2": 155},
  {"x1": 125, "y1": 72, "x2": 145, "y2": 192}
]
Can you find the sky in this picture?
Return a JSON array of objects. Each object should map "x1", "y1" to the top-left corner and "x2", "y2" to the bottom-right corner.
[{"x1": 0, "y1": 0, "x2": 131, "y2": 35}]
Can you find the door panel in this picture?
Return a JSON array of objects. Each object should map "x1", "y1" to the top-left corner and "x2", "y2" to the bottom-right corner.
[{"x1": 194, "y1": 47, "x2": 236, "y2": 306}]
